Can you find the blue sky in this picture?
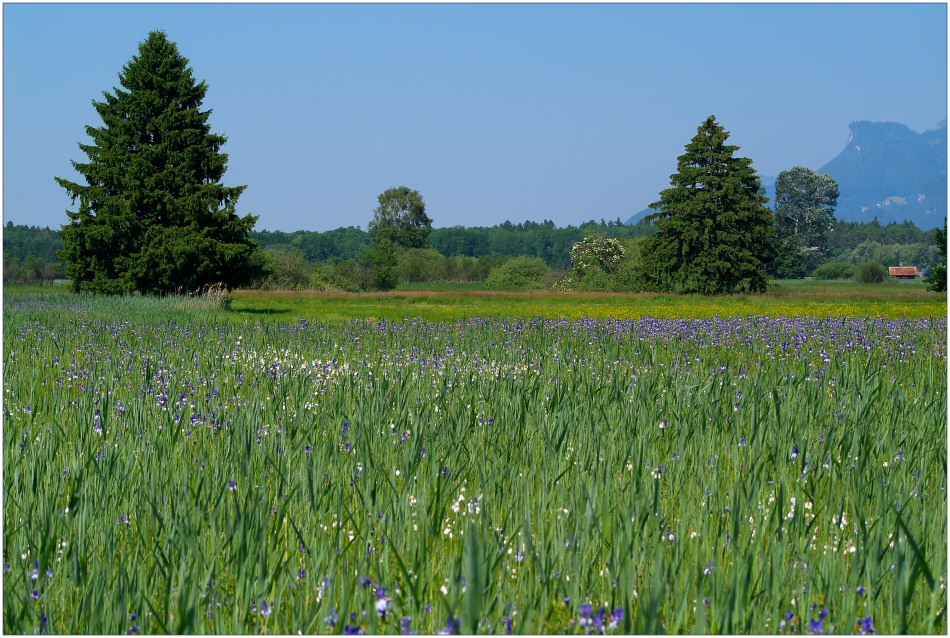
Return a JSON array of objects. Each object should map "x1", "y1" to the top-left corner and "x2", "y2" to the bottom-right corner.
[{"x1": 4, "y1": 3, "x2": 947, "y2": 232}]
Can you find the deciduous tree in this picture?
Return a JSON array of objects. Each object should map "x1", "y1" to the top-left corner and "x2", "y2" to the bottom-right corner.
[
  {"x1": 368, "y1": 186, "x2": 432, "y2": 249},
  {"x1": 773, "y1": 166, "x2": 839, "y2": 277}
]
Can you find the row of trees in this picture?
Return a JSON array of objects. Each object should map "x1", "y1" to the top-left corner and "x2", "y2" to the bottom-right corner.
[{"x1": 49, "y1": 31, "x2": 947, "y2": 295}]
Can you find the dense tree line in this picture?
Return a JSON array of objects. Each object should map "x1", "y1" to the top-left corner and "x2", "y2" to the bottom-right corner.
[
  {"x1": 3, "y1": 222, "x2": 66, "y2": 284},
  {"x1": 4, "y1": 215, "x2": 943, "y2": 287}
]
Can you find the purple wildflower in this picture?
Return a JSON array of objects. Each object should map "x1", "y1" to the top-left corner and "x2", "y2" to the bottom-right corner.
[
  {"x1": 857, "y1": 585, "x2": 867, "y2": 597},
  {"x1": 359, "y1": 576, "x2": 372, "y2": 588},
  {"x1": 608, "y1": 608, "x2": 624, "y2": 630},
  {"x1": 401, "y1": 616, "x2": 415, "y2": 635},
  {"x1": 791, "y1": 445, "x2": 799, "y2": 461},
  {"x1": 305, "y1": 445, "x2": 312, "y2": 455},
  {"x1": 344, "y1": 625, "x2": 364, "y2": 635},
  {"x1": 579, "y1": 604, "x2": 593, "y2": 628},
  {"x1": 375, "y1": 588, "x2": 391, "y2": 619},
  {"x1": 298, "y1": 569, "x2": 306, "y2": 581},
  {"x1": 858, "y1": 616, "x2": 876, "y2": 635},
  {"x1": 325, "y1": 609, "x2": 339, "y2": 627},
  {"x1": 809, "y1": 618, "x2": 824, "y2": 634},
  {"x1": 228, "y1": 480, "x2": 237, "y2": 492},
  {"x1": 504, "y1": 616, "x2": 513, "y2": 634},
  {"x1": 437, "y1": 616, "x2": 460, "y2": 635}
]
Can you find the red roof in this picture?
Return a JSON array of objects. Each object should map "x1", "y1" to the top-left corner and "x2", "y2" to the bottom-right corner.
[{"x1": 888, "y1": 266, "x2": 918, "y2": 277}]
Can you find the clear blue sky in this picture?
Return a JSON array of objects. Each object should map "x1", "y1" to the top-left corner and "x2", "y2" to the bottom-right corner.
[{"x1": 4, "y1": 3, "x2": 947, "y2": 232}]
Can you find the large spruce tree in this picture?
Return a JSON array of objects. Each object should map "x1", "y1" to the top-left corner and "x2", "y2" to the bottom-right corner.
[
  {"x1": 644, "y1": 116, "x2": 775, "y2": 294},
  {"x1": 56, "y1": 31, "x2": 259, "y2": 294}
]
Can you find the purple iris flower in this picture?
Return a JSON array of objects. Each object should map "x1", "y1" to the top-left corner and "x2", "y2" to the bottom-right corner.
[
  {"x1": 437, "y1": 616, "x2": 460, "y2": 635},
  {"x1": 858, "y1": 616, "x2": 876, "y2": 635},
  {"x1": 809, "y1": 618, "x2": 824, "y2": 634},
  {"x1": 344, "y1": 625, "x2": 364, "y2": 635},
  {"x1": 401, "y1": 616, "x2": 415, "y2": 635},
  {"x1": 579, "y1": 604, "x2": 593, "y2": 628},
  {"x1": 228, "y1": 480, "x2": 237, "y2": 492},
  {"x1": 325, "y1": 609, "x2": 339, "y2": 627},
  {"x1": 608, "y1": 608, "x2": 624, "y2": 630},
  {"x1": 857, "y1": 585, "x2": 867, "y2": 597},
  {"x1": 504, "y1": 616, "x2": 513, "y2": 634},
  {"x1": 375, "y1": 588, "x2": 391, "y2": 619}
]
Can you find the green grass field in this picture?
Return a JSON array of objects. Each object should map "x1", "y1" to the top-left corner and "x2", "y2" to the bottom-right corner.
[{"x1": 3, "y1": 287, "x2": 947, "y2": 634}]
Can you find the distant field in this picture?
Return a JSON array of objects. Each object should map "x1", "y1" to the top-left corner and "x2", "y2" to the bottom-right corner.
[
  {"x1": 4, "y1": 280, "x2": 945, "y2": 324},
  {"x1": 228, "y1": 281, "x2": 946, "y2": 323}
]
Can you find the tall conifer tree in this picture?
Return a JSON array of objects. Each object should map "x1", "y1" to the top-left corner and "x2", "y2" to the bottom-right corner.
[
  {"x1": 56, "y1": 31, "x2": 259, "y2": 294},
  {"x1": 644, "y1": 116, "x2": 775, "y2": 294}
]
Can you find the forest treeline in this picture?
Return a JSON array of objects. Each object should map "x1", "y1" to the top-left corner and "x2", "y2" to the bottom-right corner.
[{"x1": 3, "y1": 217, "x2": 941, "y2": 287}]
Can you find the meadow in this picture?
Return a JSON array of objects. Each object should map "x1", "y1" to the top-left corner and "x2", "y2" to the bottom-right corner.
[{"x1": 2, "y1": 288, "x2": 947, "y2": 634}]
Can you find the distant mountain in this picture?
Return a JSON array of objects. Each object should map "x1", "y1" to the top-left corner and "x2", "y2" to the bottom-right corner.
[
  {"x1": 627, "y1": 121, "x2": 947, "y2": 230},
  {"x1": 819, "y1": 121, "x2": 946, "y2": 230}
]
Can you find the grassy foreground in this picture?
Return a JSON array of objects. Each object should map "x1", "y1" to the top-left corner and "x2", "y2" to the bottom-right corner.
[{"x1": 2, "y1": 290, "x2": 947, "y2": 634}]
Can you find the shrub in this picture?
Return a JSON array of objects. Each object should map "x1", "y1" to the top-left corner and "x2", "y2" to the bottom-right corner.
[
  {"x1": 811, "y1": 261, "x2": 856, "y2": 280},
  {"x1": 484, "y1": 256, "x2": 549, "y2": 290},
  {"x1": 397, "y1": 248, "x2": 447, "y2": 283},
  {"x1": 854, "y1": 261, "x2": 887, "y2": 284},
  {"x1": 309, "y1": 261, "x2": 360, "y2": 292},
  {"x1": 557, "y1": 237, "x2": 650, "y2": 292}
]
